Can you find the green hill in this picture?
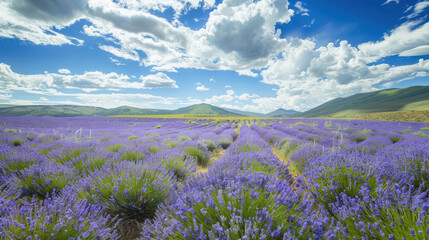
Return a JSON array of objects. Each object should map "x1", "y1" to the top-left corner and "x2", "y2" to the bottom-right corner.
[
  {"x1": 265, "y1": 108, "x2": 300, "y2": 118},
  {"x1": 171, "y1": 103, "x2": 239, "y2": 115},
  {"x1": 0, "y1": 103, "x2": 240, "y2": 117},
  {"x1": 298, "y1": 86, "x2": 429, "y2": 118},
  {"x1": 0, "y1": 105, "x2": 106, "y2": 117},
  {"x1": 104, "y1": 106, "x2": 171, "y2": 116},
  {"x1": 223, "y1": 108, "x2": 266, "y2": 117}
]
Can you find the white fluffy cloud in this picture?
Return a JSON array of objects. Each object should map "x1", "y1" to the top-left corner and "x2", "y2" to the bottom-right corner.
[
  {"x1": 139, "y1": 72, "x2": 178, "y2": 89},
  {"x1": 0, "y1": 63, "x2": 178, "y2": 92},
  {"x1": 58, "y1": 69, "x2": 71, "y2": 74},
  {"x1": 2, "y1": 0, "x2": 429, "y2": 113},
  {"x1": 196, "y1": 85, "x2": 210, "y2": 91}
]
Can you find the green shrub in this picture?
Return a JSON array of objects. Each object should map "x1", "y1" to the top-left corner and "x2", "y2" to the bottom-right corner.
[
  {"x1": 165, "y1": 141, "x2": 181, "y2": 149},
  {"x1": 170, "y1": 188, "x2": 303, "y2": 239},
  {"x1": 15, "y1": 167, "x2": 73, "y2": 199},
  {"x1": 4, "y1": 128, "x2": 17, "y2": 133},
  {"x1": 81, "y1": 167, "x2": 171, "y2": 222},
  {"x1": 147, "y1": 145, "x2": 161, "y2": 154},
  {"x1": 237, "y1": 144, "x2": 259, "y2": 153},
  {"x1": 343, "y1": 204, "x2": 428, "y2": 240},
  {"x1": 106, "y1": 144, "x2": 122, "y2": 152},
  {"x1": 73, "y1": 157, "x2": 106, "y2": 175},
  {"x1": 218, "y1": 138, "x2": 232, "y2": 149},
  {"x1": 160, "y1": 157, "x2": 194, "y2": 181},
  {"x1": 358, "y1": 129, "x2": 372, "y2": 134},
  {"x1": 122, "y1": 150, "x2": 143, "y2": 162},
  {"x1": 312, "y1": 166, "x2": 378, "y2": 211},
  {"x1": 178, "y1": 136, "x2": 189, "y2": 142},
  {"x1": 185, "y1": 147, "x2": 210, "y2": 167},
  {"x1": 146, "y1": 134, "x2": 159, "y2": 137},
  {"x1": 155, "y1": 125, "x2": 162, "y2": 129},
  {"x1": 203, "y1": 140, "x2": 217, "y2": 152},
  {"x1": 12, "y1": 138, "x2": 25, "y2": 147},
  {"x1": 128, "y1": 135, "x2": 138, "y2": 140},
  {"x1": 55, "y1": 148, "x2": 87, "y2": 164}
]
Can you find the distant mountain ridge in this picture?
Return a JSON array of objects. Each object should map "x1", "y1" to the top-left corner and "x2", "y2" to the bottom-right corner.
[
  {"x1": 0, "y1": 103, "x2": 301, "y2": 117},
  {"x1": 1, "y1": 85, "x2": 427, "y2": 118},
  {"x1": 297, "y1": 85, "x2": 429, "y2": 118}
]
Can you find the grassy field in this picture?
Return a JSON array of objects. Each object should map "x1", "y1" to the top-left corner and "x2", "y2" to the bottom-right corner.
[
  {"x1": 109, "y1": 114, "x2": 272, "y2": 120},
  {"x1": 323, "y1": 110, "x2": 429, "y2": 123}
]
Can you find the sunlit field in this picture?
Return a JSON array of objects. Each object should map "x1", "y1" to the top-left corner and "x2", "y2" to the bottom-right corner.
[{"x1": 1, "y1": 116, "x2": 428, "y2": 239}]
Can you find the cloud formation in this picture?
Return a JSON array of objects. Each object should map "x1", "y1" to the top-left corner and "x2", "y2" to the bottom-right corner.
[
  {"x1": 1, "y1": 0, "x2": 429, "y2": 112},
  {"x1": 0, "y1": 63, "x2": 178, "y2": 92}
]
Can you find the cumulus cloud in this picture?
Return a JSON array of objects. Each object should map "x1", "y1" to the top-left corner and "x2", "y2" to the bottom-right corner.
[
  {"x1": 139, "y1": 72, "x2": 178, "y2": 89},
  {"x1": 0, "y1": 0, "x2": 85, "y2": 45},
  {"x1": 58, "y1": 68, "x2": 71, "y2": 74},
  {"x1": 236, "y1": 93, "x2": 259, "y2": 101},
  {"x1": 359, "y1": 20, "x2": 429, "y2": 58},
  {"x1": 196, "y1": 85, "x2": 210, "y2": 91},
  {"x1": 0, "y1": 62, "x2": 178, "y2": 92},
  {"x1": 2, "y1": 0, "x2": 429, "y2": 113}
]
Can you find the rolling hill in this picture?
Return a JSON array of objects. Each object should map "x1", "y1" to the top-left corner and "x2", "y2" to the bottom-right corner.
[
  {"x1": 298, "y1": 86, "x2": 429, "y2": 118},
  {"x1": 265, "y1": 108, "x2": 300, "y2": 118},
  {"x1": 170, "y1": 103, "x2": 237, "y2": 115},
  {"x1": 0, "y1": 103, "x2": 240, "y2": 117}
]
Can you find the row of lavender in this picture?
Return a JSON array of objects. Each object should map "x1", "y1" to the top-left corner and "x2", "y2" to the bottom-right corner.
[
  {"x1": 1, "y1": 117, "x2": 428, "y2": 239},
  {"x1": 252, "y1": 119, "x2": 429, "y2": 239},
  {"x1": 0, "y1": 117, "x2": 237, "y2": 239}
]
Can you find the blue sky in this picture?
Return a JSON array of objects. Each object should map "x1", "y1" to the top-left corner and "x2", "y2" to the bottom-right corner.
[{"x1": 0, "y1": 0, "x2": 428, "y2": 113}]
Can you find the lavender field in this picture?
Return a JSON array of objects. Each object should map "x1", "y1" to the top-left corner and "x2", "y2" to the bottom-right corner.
[{"x1": 0, "y1": 117, "x2": 428, "y2": 240}]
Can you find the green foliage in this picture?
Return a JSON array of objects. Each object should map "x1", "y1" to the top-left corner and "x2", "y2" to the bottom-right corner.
[
  {"x1": 73, "y1": 157, "x2": 106, "y2": 175},
  {"x1": 98, "y1": 137, "x2": 112, "y2": 142},
  {"x1": 122, "y1": 150, "x2": 143, "y2": 162},
  {"x1": 268, "y1": 135, "x2": 278, "y2": 144},
  {"x1": 218, "y1": 138, "x2": 232, "y2": 149},
  {"x1": 55, "y1": 148, "x2": 87, "y2": 164},
  {"x1": 147, "y1": 145, "x2": 161, "y2": 154},
  {"x1": 414, "y1": 131, "x2": 429, "y2": 138},
  {"x1": 81, "y1": 169, "x2": 171, "y2": 222},
  {"x1": 280, "y1": 140, "x2": 301, "y2": 159},
  {"x1": 420, "y1": 126, "x2": 429, "y2": 130},
  {"x1": 237, "y1": 144, "x2": 259, "y2": 153},
  {"x1": 165, "y1": 141, "x2": 181, "y2": 149},
  {"x1": 355, "y1": 136, "x2": 368, "y2": 143},
  {"x1": 203, "y1": 140, "x2": 217, "y2": 152},
  {"x1": 12, "y1": 138, "x2": 25, "y2": 147},
  {"x1": 160, "y1": 157, "x2": 193, "y2": 181},
  {"x1": 146, "y1": 134, "x2": 159, "y2": 137},
  {"x1": 402, "y1": 158, "x2": 429, "y2": 192},
  {"x1": 178, "y1": 136, "x2": 189, "y2": 142},
  {"x1": 185, "y1": 147, "x2": 210, "y2": 167},
  {"x1": 106, "y1": 144, "x2": 122, "y2": 152},
  {"x1": 16, "y1": 172, "x2": 72, "y2": 199},
  {"x1": 312, "y1": 166, "x2": 378, "y2": 211},
  {"x1": 343, "y1": 204, "x2": 428, "y2": 240},
  {"x1": 171, "y1": 188, "x2": 302, "y2": 240},
  {"x1": 128, "y1": 135, "x2": 138, "y2": 140},
  {"x1": 358, "y1": 129, "x2": 372, "y2": 134},
  {"x1": 388, "y1": 136, "x2": 402, "y2": 143},
  {"x1": 4, "y1": 128, "x2": 17, "y2": 133},
  {"x1": 155, "y1": 125, "x2": 162, "y2": 129},
  {"x1": 5, "y1": 161, "x2": 36, "y2": 175}
]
